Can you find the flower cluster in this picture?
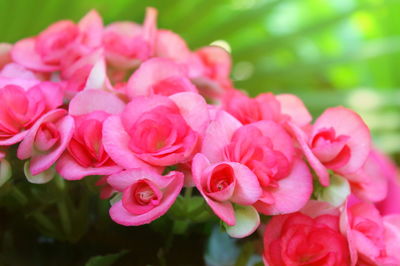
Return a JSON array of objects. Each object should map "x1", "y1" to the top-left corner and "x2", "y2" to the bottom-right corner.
[{"x1": 0, "y1": 8, "x2": 399, "y2": 265}]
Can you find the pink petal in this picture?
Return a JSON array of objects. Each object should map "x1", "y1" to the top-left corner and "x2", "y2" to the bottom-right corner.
[
  {"x1": 0, "y1": 130, "x2": 27, "y2": 146},
  {"x1": 192, "y1": 153, "x2": 211, "y2": 188},
  {"x1": 109, "y1": 171, "x2": 184, "y2": 226},
  {"x1": 191, "y1": 154, "x2": 236, "y2": 225},
  {"x1": 11, "y1": 38, "x2": 58, "y2": 72},
  {"x1": 276, "y1": 94, "x2": 312, "y2": 127},
  {"x1": 78, "y1": 10, "x2": 103, "y2": 49},
  {"x1": 142, "y1": 7, "x2": 158, "y2": 55},
  {"x1": 102, "y1": 115, "x2": 152, "y2": 169},
  {"x1": 17, "y1": 109, "x2": 67, "y2": 159},
  {"x1": 29, "y1": 114, "x2": 74, "y2": 175},
  {"x1": 345, "y1": 152, "x2": 388, "y2": 202},
  {"x1": 107, "y1": 168, "x2": 169, "y2": 192},
  {"x1": 126, "y1": 58, "x2": 194, "y2": 98},
  {"x1": 300, "y1": 200, "x2": 340, "y2": 218},
  {"x1": 83, "y1": 59, "x2": 107, "y2": 90},
  {"x1": 313, "y1": 107, "x2": 371, "y2": 174},
  {"x1": 228, "y1": 162, "x2": 261, "y2": 205},
  {"x1": 56, "y1": 153, "x2": 122, "y2": 180},
  {"x1": 201, "y1": 110, "x2": 242, "y2": 163},
  {"x1": 69, "y1": 89, "x2": 125, "y2": 115},
  {"x1": 252, "y1": 120, "x2": 294, "y2": 162},
  {"x1": 383, "y1": 215, "x2": 400, "y2": 262},
  {"x1": 169, "y1": 92, "x2": 210, "y2": 133},
  {"x1": 120, "y1": 95, "x2": 175, "y2": 131},
  {"x1": 254, "y1": 158, "x2": 313, "y2": 215},
  {"x1": 204, "y1": 196, "x2": 236, "y2": 226},
  {"x1": 155, "y1": 30, "x2": 191, "y2": 63},
  {"x1": 288, "y1": 122, "x2": 330, "y2": 186}
]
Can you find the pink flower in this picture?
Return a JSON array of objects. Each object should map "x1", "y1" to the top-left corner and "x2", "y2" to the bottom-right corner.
[
  {"x1": 107, "y1": 168, "x2": 184, "y2": 226},
  {"x1": 0, "y1": 82, "x2": 63, "y2": 146},
  {"x1": 103, "y1": 92, "x2": 209, "y2": 168},
  {"x1": 103, "y1": 7, "x2": 157, "y2": 69},
  {"x1": 344, "y1": 150, "x2": 390, "y2": 202},
  {"x1": 0, "y1": 63, "x2": 41, "y2": 90},
  {"x1": 56, "y1": 90, "x2": 125, "y2": 180},
  {"x1": 372, "y1": 150, "x2": 400, "y2": 215},
  {"x1": 290, "y1": 107, "x2": 371, "y2": 186},
  {"x1": 189, "y1": 46, "x2": 232, "y2": 99},
  {"x1": 222, "y1": 90, "x2": 311, "y2": 127},
  {"x1": 126, "y1": 58, "x2": 197, "y2": 98},
  {"x1": 192, "y1": 153, "x2": 261, "y2": 236},
  {"x1": 12, "y1": 10, "x2": 103, "y2": 72},
  {"x1": 344, "y1": 202, "x2": 400, "y2": 265},
  {"x1": 17, "y1": 109, "x2": 74, "y2": 175},
  {"x1": 264, "y1": 201, "x2": 351, "y2": 266},
  {"x1": 201, "y1": 111, "x2": 313, "y2": 215}
]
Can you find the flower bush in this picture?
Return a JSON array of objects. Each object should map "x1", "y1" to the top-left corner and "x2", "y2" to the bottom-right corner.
[{"x1": 0, "y1": 7, "x2": 399, "y2": 265}]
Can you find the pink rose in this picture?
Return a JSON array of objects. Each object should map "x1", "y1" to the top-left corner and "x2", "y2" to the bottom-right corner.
[
  {"x1": 0, "y1": 63, "x2": 41, "y2": 90},
  {"x1": 344, "y1": 202, "x2": 400, "y2": 265},
  {"x1": 222, "y1": 90, "x2": 311, "y2": 127},
  {"x1": 192, "y1": 153, "x2": 261, "y2": 237},
  {"x1": 56, "y1": 90, "x2": 125, "y2": 180},
  {"x1": 0, "y1": 82, "x2": 63, "y2": 146},
  {"x1": 201, "y1": 111, "x2": 313, "y2": 215},
  {"x1": 107, "y1": 168, "x2": 184, "y2": 226},
  {"x1": 103, "y1": 92, "x2": 209, "y2": 168},
  {"x1": 126, "y1": 58, "x2": 197, "y2": 98},
  {"x1": 17, "y1": 109, "x2": 74, "y2": 175},
  {"x1": 193, "y1": 46, "x2": 232, "y2": 91},
  {"x1": 103, "y1": 8, "x2": 157, "y2": 69},
  {"x1": 264, "y1": 201, "x2": 351, "y2": 266},
  {"x1": 12, "y1": 10, "x2": 103, "y2": 72},
  {"x1": 290, "y1": 106, "x2": 371, "y2": 186},
  {"x1": 344, "y1": 150, "x2": 390, "y2": 202}
]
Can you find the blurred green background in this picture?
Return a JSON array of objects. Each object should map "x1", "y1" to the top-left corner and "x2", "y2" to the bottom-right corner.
[{"x1": 0, "y1": 0, "x2": 399, "y2": 158}]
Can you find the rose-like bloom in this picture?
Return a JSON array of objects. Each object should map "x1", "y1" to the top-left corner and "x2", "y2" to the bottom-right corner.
[
  {"x1": 126, "y1": 58, "x2": 197, "y2": 98},
  {"x1": 0, "y1": 63, "x2": 41, "y2": 90},
  {"x1": 222, "y1": 90, "x2": 312, "y2": 128},
  {"x1": 191, "y1": 46, "x2": 232, "y2": 99},
  {"x1": 201, "y1": 111, "x2": 312, "y2": 215},
  {"x1": 343, "y1": 202, "x2": 400, "y2": 265},
  {"x1": 11, "y1": 10, "x2": 103, "y2": 72},
  {"x1": 192, "y1": 153, "x2": 261, "y2": 236},
  {"x1": 0, "y1": 82, "x2": 63, "y2": 146},
  {"x1": 103, "y1": 7, "x2": 157, "y2": 69},
  {"x1": 344, "y1": 150, "x2": 389, "y2": 202},
  {"x1": 17, "y1": 109, "x2": 74, "y2": 175},
  {"x1": 107, "y1": 168, "x2": 184, "y2": 226},
  {"x1": 103, "y1": 92, "x2": 209, "y2": 169},
  {"x1": 264, "y1": 201, "x2": 351, "y2": 266},
  {"x1": 290, "y1": 106, "x2": 371, "y2": 186},
  {"x1": 56, "y1": 89, "x2": 125, "y2": 180}
]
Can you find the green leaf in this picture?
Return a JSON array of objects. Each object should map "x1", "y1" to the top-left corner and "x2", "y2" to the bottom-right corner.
[{"x1": 85, "y1": 250, "x2": 129, "y2": 266}]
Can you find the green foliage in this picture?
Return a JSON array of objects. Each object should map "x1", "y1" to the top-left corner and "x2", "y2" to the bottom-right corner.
[{"x1": 85, "y1": 250, "x2": 128, "y2": 266}]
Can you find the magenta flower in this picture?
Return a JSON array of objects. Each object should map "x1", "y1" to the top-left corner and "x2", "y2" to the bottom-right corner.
[
  {"x1": 201, "y1": 110, "x2": 313, "y2": 215},
  {"x1": 107, "y1": 168, "x2": 184, "y2": 226},
  {"x1": 103, "y1": 92, "x2": 209, "y2": 169}
]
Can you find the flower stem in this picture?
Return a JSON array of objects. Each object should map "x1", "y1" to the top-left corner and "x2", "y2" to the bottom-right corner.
[{"x1": 184, "y1": 187, "x2": 193, "y2": 199}]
